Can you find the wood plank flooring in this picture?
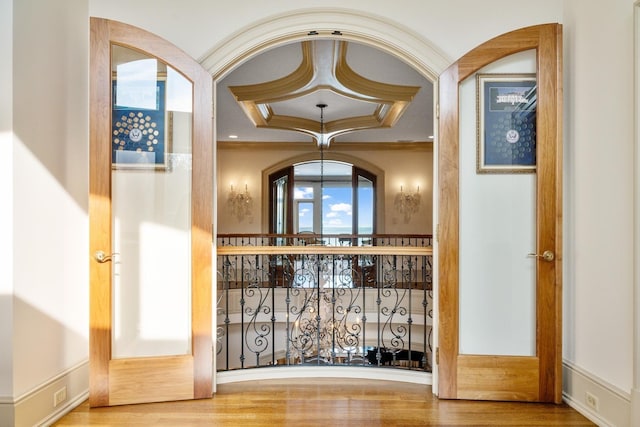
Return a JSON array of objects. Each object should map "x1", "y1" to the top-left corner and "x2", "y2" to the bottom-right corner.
[{"x1": 53, "y1": 378, "x2": 594, "y2": 426}]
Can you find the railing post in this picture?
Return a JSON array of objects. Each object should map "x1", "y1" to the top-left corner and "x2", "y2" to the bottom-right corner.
[
  {"x1": 376, "y1": 263, "x2": 382, "y2": 366},
  {"x1": 223, "y1": 255, "x2": 231, "y2": 371},
  {"x1": 270, "y1": 254, "x2": 276, "y2": 366},
  {"x1": 407, "y1": 254, "x2": 413, "y2": 368},
  {"x1": 422, "y1": 254, "x2": 428, "y2": 370},
  {"x1": 285, "y1": 254, "x2": 292, "y2": 366},
  {"x1": 330, "y1": 254, "x2": 336, "y2": 364},
  {"x1": 361, "y1": 256, "x2": 367, "y2": 366},
  {"x1": 239, "y1": 255, "x2": 245, "y2": 369},
  {"x1": 315, "y1": 254, "x2": 321, "y2": 365}
]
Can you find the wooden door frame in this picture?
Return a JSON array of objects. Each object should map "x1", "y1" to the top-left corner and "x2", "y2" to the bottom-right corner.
[
  {"x1": 89, "y1": 18, "x2": 213, "y2": 407},
  {"x1": 438, "y1": 24, "x2": 563, "y2": 403}
]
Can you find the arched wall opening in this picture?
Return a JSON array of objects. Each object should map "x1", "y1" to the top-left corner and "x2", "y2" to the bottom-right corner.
[{"x1": 205, "y1": 8, "x2": 449, "y2": 386}]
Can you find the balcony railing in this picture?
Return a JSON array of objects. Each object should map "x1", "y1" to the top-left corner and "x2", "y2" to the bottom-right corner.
[{"x1": 215, "y1": 234, "x2": 433, "y2": 373}]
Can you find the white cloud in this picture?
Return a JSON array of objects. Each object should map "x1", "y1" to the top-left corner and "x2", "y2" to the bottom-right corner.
[
  {"x1": 328, "y1": 219, "x2": 343, "y2": 226},
  {"x1": 294, "y1": 187, "x2": 314, "y2": 199},
  {"x1": 330, "y1": 203, "x2": 352, "y2": 214},
  {"x1": 326, "y1": 212, "x2": 339, "y2": 218}
]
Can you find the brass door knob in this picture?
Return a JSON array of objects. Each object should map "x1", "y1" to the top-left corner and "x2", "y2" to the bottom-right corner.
[
  {"x1": 527, "y1": 250, "x2": 555, "y2": 262},
  {"x1": 94, "y1": 250, "x2": 112, "y2": 263}
]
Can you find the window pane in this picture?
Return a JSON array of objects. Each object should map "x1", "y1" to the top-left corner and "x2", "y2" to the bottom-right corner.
[
  {"x1": 458, "y1": 51, "x2": 537, "y2": 356},
  {"x1": 323, "y1": 184, "x2": 352, "y2": 235},
  {"x1": 297, "y1": 202, "x2": 314, "y2": 232},
  {"x1": 111, "y1": 45, "x2": 192, "y2": 358},
  {"x1": 273, "y1": 175, "x2": 288, "y2": 234},
  {"x1": 294, "y1": 186, "x2": 314, "y2": 199},
  {"x1": 358, "y1": 176, "x2": 374, "y2": 235}
]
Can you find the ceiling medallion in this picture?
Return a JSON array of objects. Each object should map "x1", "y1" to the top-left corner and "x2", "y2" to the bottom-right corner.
[{"x1": 228, "y1": 40, "x2": 420, "y2": 147}]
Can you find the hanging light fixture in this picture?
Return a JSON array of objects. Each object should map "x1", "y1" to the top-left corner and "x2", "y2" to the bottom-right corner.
[
  {"x1": 317, "y1": 103, "x2": 327, "y2": 239},
  {"x1": 316, "y1": 102, "x2": 329, "y2": 148}
]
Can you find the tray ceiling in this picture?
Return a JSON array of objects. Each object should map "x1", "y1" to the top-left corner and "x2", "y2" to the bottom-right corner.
[{"x1": 216, "y1": 39, "x2": 434, "y2": 147}]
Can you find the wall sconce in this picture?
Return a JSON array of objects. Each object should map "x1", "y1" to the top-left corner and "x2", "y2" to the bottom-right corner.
[
  {"x1": 395, "y1": 185, "x2": 421, "y2": 223},
  {"x1": 228, "y1": 184, "x2": 253, "y2": 222}
]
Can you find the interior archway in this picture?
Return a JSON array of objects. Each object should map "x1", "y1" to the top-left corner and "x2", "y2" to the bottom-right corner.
[
  {"x1": 199, "y1": 8, "x2": 451, "y2": 80},
  {"x1": 207, "y1": 8, "x2": 445, "y2": 386}
]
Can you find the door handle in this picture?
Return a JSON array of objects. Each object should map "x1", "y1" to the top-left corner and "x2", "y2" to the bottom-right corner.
[
  {"x1": 527, "y1": 250, "x2": 555, "y2": 262},
  {"x1": 94, "y1": 250, "x2": 117, "y2": 263}
]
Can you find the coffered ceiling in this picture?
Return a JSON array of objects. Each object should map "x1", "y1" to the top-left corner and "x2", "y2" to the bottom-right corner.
[{"x1": 216, "y1": 39, "x2": 434, "y2": 147}]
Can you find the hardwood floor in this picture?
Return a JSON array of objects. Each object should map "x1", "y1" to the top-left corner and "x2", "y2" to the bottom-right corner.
[{"x1": 54, "y1": 378, "x2": 594, "y2": 426}]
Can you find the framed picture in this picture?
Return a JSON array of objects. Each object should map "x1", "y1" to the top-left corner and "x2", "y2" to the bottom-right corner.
[
  {"x1": 476, "y1": 73, "x2": 537, "y2": 173},
  {"x1": 112, "y1": 78, "x2": 171, "y2": 170}
]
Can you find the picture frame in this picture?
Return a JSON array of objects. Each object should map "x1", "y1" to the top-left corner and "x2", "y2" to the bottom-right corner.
[
  {"x1": 476, "y1": 73, "x2": 537, "y2": 174},
  {"x1": 111, "y1": 78, "x2": 171, "y2": 170}
]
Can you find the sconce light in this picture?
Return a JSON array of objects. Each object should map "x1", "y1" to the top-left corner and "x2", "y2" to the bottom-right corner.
[
  {"x1": 228, "y1": 184, "x2": 253, "y2": 222},
  {"x1": 395, "y1": 185, "x2": 421, "y2": 223}
]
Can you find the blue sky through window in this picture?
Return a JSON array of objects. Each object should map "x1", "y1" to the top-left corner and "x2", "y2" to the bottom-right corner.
[
  {"x1": 322, "y1": 186, "x2": 352, "y2": 234},
  {"x1": 294, "y1": 161, "x2": 374, "y2": 235}
]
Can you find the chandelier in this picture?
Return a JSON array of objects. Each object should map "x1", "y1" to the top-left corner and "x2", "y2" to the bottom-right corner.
[
  {"x1": 317, "y1": 103, "x2": 326, "y2": 239},
  {"x1": 287, "y1": 264, "x2": 363, "y2": 365}
]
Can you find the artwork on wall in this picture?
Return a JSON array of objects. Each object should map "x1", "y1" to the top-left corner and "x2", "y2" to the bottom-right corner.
[
  {"x1": 111, "y1": 79, "x2": 171, "y2": 170},
  {"x1": 476, "y1": 73, "x2": 537, "y2": 174}
]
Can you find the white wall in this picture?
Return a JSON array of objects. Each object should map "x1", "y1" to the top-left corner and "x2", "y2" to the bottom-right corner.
[
  {"x1": 562, "y1": 0, "x2": 635, "y2": 394},
  {"x1": 0, "y1": 0, "x2": 15, "y2": 404},
  {"x1": 88, "y1": 0, "x2": 562, "y2": 65},
  {"x1": 11, "y1": 0, "x2": 89, "y2": 402}
]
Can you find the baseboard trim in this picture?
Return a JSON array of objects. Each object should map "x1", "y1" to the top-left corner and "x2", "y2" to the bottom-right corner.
[
  {"x1": 217, "y1": 366, "x2": 432, "y2": 386},
  {"x1": 0, "y1": 359, "x2": 89, "y2": 427},
  {"x1": 562, "y1": 360, "x2": 630, "y2": 427},
  {"x1": 37, "y1": 390, "x2": 88, "y2": 427},
  {"x1": 631, "y1": 388, "x2": 640, "y2": 427}
]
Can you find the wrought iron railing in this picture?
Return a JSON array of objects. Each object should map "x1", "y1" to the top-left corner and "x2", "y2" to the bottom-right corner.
[{"x1": 215, "y1": 236, "x2": 433, "y2": 373}]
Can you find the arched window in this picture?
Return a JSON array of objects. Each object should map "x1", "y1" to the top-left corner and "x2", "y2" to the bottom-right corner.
[{"x1": 269, "y1": 160, "x2": 376, "y2": 238}]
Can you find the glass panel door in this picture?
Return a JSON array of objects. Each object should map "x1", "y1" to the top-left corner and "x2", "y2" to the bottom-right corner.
[
  {"x1": 356, "y1": 170, "x2": 375, "y2": 244},
  {"x1": 269, "y1": 166, "x2": 293, "y2": 243},
  {"x1": 458, "y1": 51, "x2": 537, "y2": 356},
  {"x1": 111, "y1": 45, "x2": 193, "y2": 358}
]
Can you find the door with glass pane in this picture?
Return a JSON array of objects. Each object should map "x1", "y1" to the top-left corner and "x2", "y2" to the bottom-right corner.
[
  {"x1": 269, "y1": 166, "x2": 293, "y2": 241},
  {"x1": 89, "y1": 18, "x2": 213, "y2": 407},
  {"x1": 354, "y1": 167, "x2": 376, "y2": 284},
  {"x1": 438, "y1": 24, "x2": 562, "y2": 402}
]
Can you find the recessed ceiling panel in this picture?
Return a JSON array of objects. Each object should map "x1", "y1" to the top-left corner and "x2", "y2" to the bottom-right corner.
[
  {"x1": 270, "y1": 89, "x2": 378, "y2": 121},
  {"x1": 217, "y1": 39, "x2": 434, "y2": 144}
]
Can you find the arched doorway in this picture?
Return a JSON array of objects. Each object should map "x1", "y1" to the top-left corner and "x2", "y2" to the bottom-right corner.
[
  {"x1": 206, "y1": 13, "x2": 563, "y2": 404},
  {"x1": 207, "y1": 8, "x2": 443, "y2": 388}
]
